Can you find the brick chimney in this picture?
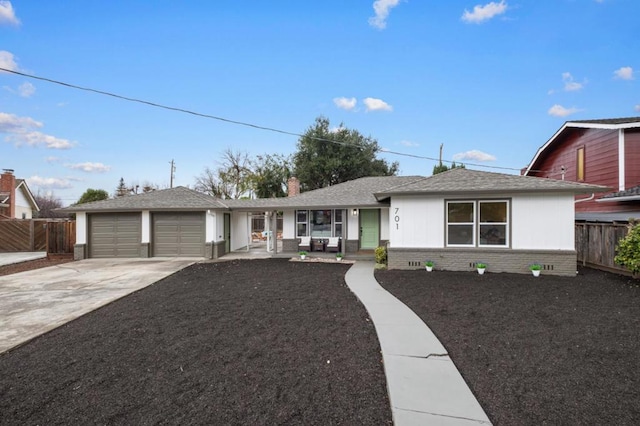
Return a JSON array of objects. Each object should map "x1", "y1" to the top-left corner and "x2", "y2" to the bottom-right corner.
[
  {"x1": 287, "y1": 176, "x2": 300, "y2": 197},
  {"x1": 1, "y1": 169, "x2": 16, "y2": 218}
]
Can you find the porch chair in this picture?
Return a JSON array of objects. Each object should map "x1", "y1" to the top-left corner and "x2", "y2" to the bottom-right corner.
[
  {"x1": 326, "y1": 237, "x2": 341, "y2": 253},
  {"x1": 298, "y1": 236, "x2": 311, "y2": 252}
]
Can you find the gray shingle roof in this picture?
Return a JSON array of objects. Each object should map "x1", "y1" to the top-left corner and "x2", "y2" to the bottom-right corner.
[
  {"x1": 568, "y1": 116, "x2": 640, "y2": 125},
  {"x1": 61, "y1": 186, "x2": 228, "y2": 212},
  {"x1": 598, "y1": 185, "x2": 640, "y2": 201},
  {"x1": 224, "y1": 176, "x2": 424, "y2": 210},
  {"x1": 374, "y1": 168, "x2": 608, "y2": 199}
]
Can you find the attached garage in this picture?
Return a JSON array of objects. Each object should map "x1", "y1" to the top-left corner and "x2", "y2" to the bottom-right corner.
[
  {"x1": 152, "y1": 212, "x2": 205, "y2": 257},
  {"x1": 89, "y1": 213, "x2": 141, "y2": 258}
]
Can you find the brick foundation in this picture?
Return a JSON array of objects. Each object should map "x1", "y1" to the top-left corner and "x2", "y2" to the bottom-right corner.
[{"x1": 388, "y1": 247, "x2": 577, "y2": 276}]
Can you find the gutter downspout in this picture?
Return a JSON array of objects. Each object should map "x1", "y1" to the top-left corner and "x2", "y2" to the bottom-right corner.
[{"x1": 575, "y1": 193, "x2": 595, "y2": 203}]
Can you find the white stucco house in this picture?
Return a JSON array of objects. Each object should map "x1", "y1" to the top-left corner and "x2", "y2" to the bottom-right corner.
[{"x1": 62, "y1": 168, "x2": 605, "y2": 276}]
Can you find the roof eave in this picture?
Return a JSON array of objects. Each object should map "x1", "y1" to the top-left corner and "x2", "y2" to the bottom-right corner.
[{"x1": 596, "y1": 195, "x2": 640, "y2": 202}]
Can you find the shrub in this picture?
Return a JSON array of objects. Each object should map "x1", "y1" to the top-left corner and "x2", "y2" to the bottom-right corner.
[
  {"x1": 375, "y1": 246, "x2": 387, "y2": 265},
  {"x1": 615, "y1": 220, "x2": 640, "y2": 273}
]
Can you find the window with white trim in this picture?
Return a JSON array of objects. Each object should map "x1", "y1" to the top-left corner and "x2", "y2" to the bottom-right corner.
[
  {"x1": 296, "y1": 210, "x2": 308, "y2": 237},
  {"x1": 334, "y1": 209, "x2": 343, "y2": 237},
  {"x1": 446, "y1": 200, "x2": 509, "y2": 247},
  {"x1": 447, "y1": 201, "x2": 475, "y2": 246},
  {"x1": 478, "y1": 201, "x2": 508, "y2": 247}
]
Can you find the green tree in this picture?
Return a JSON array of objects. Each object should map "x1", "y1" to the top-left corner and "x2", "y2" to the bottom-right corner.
[
  {"x1": 432, "y1": 161, "x2": 465, "y2": 175},
  {"x1": 115, "y1": 177, "x2": 129, "y2": 197},
  {"x1": 251, "y1": 153, "x2": 292, "y2": 198},
  {"x1": 76, "y1": 188, "x2": 109, "y2": 204},
  {"x1": 293, "y1": 116, "x2": 398, "y2": 191}
]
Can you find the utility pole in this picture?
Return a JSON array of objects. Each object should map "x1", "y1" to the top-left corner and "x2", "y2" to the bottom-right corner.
[
  {"x1": 439, "y1": 143, "x2": 443, "y2": 166},
  {"x1": 169, "y1": 159, "x2": 176, "y2": 188}
]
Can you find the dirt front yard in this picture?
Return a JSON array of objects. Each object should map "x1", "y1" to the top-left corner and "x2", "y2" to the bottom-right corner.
[
  {"x1": 376, "y1": 266, "x2": 640, "y2": 425},
  {"x1": 0, "y1": 259, "x2": 391, "y2": 425}
]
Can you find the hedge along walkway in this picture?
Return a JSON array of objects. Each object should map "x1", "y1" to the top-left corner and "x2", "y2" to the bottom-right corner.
[{"x1": 0, "y1": 259, "x2": 392, "y2": 425}]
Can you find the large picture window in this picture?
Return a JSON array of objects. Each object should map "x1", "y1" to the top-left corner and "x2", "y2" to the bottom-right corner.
[
  {"x1": 295, "y1": 209, "x2": 345, "y2": 238},
  {"x1": 446, "y1": 200, "x2": 509, "y2": 247}
]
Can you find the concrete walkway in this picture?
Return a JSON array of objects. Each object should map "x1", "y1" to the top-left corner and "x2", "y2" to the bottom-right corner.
[
  {"x1": 345, "y1": 261, "x2": 492, "y2": 426},
  {"x1": 0, "y1": 258, "x2": 200, "y2": 354},
  {"x1": 0, "y1": 252, "x2": 47, "y2": 267}
]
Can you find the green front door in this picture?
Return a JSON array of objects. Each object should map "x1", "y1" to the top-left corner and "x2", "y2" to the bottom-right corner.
[{"x1": 360, "y1": 209, "x2": 379, "y2": 250}]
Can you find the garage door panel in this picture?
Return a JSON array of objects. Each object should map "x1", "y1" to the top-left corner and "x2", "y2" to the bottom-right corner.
[
  {"x1": 89, "y1": 213, "x2": 141, "y2": 258},
  {"x1": 153, "y1": 213, "x2": 205, "y2": 257}
]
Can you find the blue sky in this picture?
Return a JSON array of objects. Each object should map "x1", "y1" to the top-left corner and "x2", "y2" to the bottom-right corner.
[{"x1": 1, "y1": 0, "x2": 638, "y2": 205}]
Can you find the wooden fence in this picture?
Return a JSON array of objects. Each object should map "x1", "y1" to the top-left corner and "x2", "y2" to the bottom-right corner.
[
  {"x1": 46, "y1": 221, "x2": 76, "y2": 256},
  {"x1": 0, "y1": 219, "x2": 75, "y2": 255},
  {"x1": 575, "y1": 222, "x2": 631, "y2": 275}
]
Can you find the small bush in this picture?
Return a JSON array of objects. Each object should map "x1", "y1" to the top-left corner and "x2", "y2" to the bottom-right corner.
[
  {"x1": 375, "y1": 246, "x2": 387, "y2": 265},
  {"x1": 615, "y1": 220, "x2": 640, "y2": 273}
]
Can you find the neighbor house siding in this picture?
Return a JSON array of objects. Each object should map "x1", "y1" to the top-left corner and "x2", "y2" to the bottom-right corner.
[{"x1": 529, "y1": 128, "x2": 627, "y2": 213}]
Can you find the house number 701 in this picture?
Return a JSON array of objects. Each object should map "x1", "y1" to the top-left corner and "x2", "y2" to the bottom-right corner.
[{"x1": 394, "y1": 208, "x2": 400, "y2": 229}]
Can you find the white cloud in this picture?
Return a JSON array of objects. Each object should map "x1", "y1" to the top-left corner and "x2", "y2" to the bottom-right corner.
[
  {"x1": 0, "y1": 112, "x2": 75, "y2": 149},
  {"x1": 66, "y1": 162, "x2": 111, "y2": 173},
  {"x1": 562, "y1": 72, "x2": 585, "y2": 91},
  {"x1": 0, "y1": 50, "x2": 19, "y2": 72},
  {"x1": 462, "y1": 1, "x2": 508, "y2": 23},
  {"x1": 45, "y1": 156, "x2": 61, "y2": 163},
  {"x1": 613, "y1": 66, "x2": 634, "y2": 80},
  {"x1": 453, "y1": 150, "x2": 496, "y2": 162},
  {"x1": 363, "y1": 97, "x2": 393, "y2": 112},
  {"x1": 18, "y1": 81, "x2": 35, "y2": 97},
  {"x1": 27, "y1": 175, "x2": 73, "y2": 190},
  {"x1": 368, "y1": 0, "x2": 400, "y2": 30},
  {"x1": 0, "y1": 1, "x2": 20, "y2": 26},
  {"x1": 399, "y1": 140, "x2": 419, "y2": 147},
  {"x1": 548, "y1": 104, "x2": 580, "y2": 117},
  {"x1": 333, "y1": 97, "x2": 357, "y2": 111}
]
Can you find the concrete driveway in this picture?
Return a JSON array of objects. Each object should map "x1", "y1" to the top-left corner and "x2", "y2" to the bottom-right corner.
[
  {"x1": 0, "y1": 252, "x2": 47, "y2": 267},
  {"x1": 0, "y1": 258, "x2": 201, "y2": 354}
]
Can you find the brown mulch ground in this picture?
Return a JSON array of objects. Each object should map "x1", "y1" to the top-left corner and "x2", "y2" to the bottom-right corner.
[
  {"x1": 0, "y1": 259, "x2": 391, "y2": 425},
  {"x1": 376, "y1": 266, "x2": 640, "y2": 425},
  {"x1": 0, "y1": 257, "x2": 74, "y2": 276}
]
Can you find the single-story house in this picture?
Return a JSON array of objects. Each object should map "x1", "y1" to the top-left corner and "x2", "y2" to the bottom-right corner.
[{"x1": 62, "y1": 168, "x2": 606, "y2": 276}]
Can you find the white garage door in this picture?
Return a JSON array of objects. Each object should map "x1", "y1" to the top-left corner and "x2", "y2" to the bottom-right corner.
[
  {"x1": 89, "y1": 213, "x2": 141, "y2": 258},
  {"x1": 153, "y1": 212, "x2": 205, "y2": 257}
]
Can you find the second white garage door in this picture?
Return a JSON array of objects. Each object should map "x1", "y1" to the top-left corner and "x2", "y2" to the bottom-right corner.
[{"x1": 152, "y1": 212, "x2": 205, "y2": 257}]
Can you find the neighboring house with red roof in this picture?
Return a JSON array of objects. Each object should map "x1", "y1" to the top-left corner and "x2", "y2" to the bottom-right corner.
[
  {"x1": 522, "y1": 117, "x2": 640, "y2": 222},
  {"x1": 0, "y1": 170, "x2": 40, "y2": 219}
]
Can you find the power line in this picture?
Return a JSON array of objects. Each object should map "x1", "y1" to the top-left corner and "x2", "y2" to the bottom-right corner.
[{"x1": 1, "y1": 67, "x2": 536, "y2": 173}]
